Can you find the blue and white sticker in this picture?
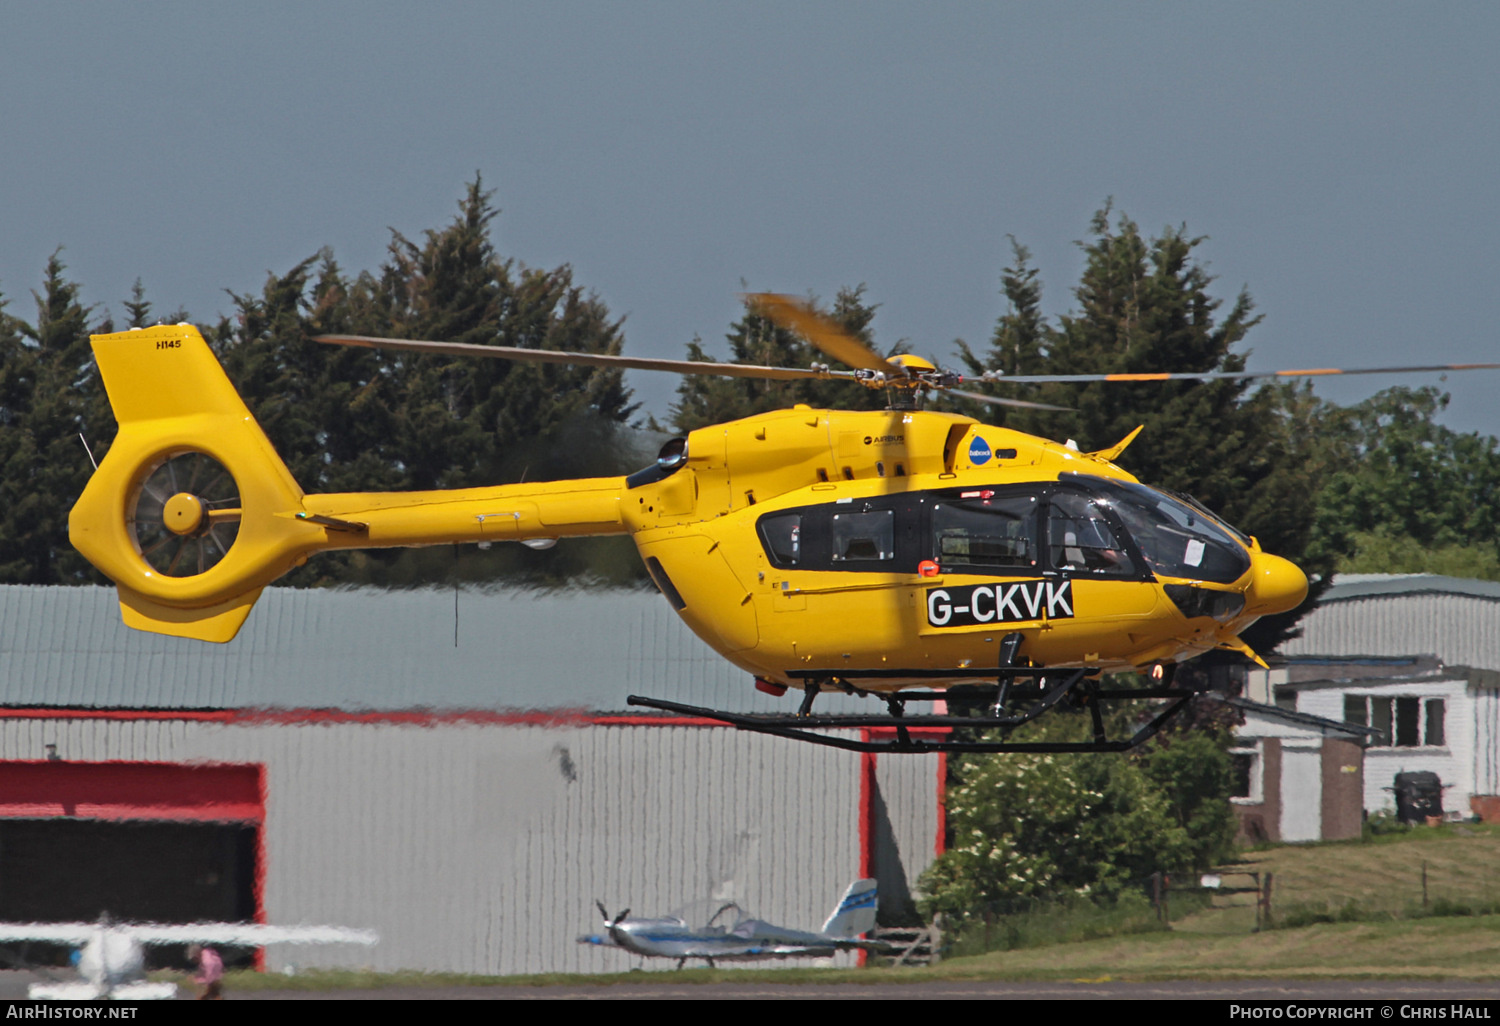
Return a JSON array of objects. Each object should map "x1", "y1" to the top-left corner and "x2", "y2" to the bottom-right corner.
[{"x1": 968, "y1": 436, "x2": 992, "y2": 465}]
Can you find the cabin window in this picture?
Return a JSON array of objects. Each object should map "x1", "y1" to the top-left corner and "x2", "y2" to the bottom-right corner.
[
  {"x1": 932, "y1": 494, "x2": 1038, "y2": 571},
  {"x1": 1346, "y1": 694, "x2": 1445, "y2": 747},
  {"x1": 758, "y1": 513, "x2": 802, "y2": 566},
  {"x1": 1046, "y1": 490, "x2": 1137, "y2": 576},
  {"x1": 757, "y1": 500, "x2": 917, "y2": 571},
  {"x1": 831, "y1": 509, "x2": 894, "y2": 562}
]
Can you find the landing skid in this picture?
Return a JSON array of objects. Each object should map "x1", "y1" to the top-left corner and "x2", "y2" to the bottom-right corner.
[{"x1": 627, "y1": 635, "x2": 1207, "y2": 755}]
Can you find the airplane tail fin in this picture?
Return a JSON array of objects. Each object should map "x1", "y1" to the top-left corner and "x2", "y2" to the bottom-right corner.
[
  {"x1": 69, "y1": 325, "x2": 315, "y2": 643},
  {"x1": 820, "y1": 879, "x2": 877, "y2": 938}
]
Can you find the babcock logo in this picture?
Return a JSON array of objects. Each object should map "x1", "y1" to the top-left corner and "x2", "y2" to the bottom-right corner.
[
  {"x1": 926, "y1": 580, "x2": 1074, "y2": 628},
  {"x1": 968, "y1": 436, "x2": 991, "y2": 465}
]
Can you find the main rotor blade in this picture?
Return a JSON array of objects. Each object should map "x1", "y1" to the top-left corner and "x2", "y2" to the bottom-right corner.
[
  {"x1": 744, "y1": 293, "x2": 897, "y2": 374},
  {"x1": 314, "y1": 334, "x2": 858, "y2": 383},
  {"x1": 984, "y1": 362, "x2": 1500, "y2": 384},
  {"x1": 936, "y1": 386, "x2": 1073, "y2": 412}
]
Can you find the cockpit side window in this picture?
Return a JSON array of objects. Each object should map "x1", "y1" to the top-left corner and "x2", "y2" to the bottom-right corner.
[
  {"x1": 1047, "y1": 490, "x2": 1138, "y2": 576},
  {"x1": 758, "y1": 513, "x2": 802, "y2": 566},
  {"x1": 933, "y1": 493, "x2": 1039, "y2": 572},
  {"x1": 1065, "y1": 473, "x2": 1251, "y2": 584}
]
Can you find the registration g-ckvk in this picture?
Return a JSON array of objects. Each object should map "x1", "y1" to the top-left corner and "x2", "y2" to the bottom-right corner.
[{"x1": 926, "y1": 580, "x2": 1074, "y2": 628}]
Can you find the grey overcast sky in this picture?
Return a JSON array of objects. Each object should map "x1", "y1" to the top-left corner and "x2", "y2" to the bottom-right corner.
[{"x1": 2, "y1": 1, "x2": 1497, "y2": 437}]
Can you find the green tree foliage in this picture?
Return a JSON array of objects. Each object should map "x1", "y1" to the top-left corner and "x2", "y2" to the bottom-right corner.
[
  {"x1": 0, "y1": 180, "x2": 648, "y2": 589},
  {"x1": 956, "y1": 236, "x2": 1047, "y2": 391},
  {"x1": 919, "y1": 751, "x2": 1187, "y2": 919},
  {"x1": 960, "y1": 208, "x2": 1333, "y2": 651},
  {"x1": 918, "y1": 710, "x2": 1238, "y2": 926},
  {"x1": 1308, "y1": 386, "x2": 1500, "y2": 579},
  {"x1": 207, "y1": 177, "x2": 645, "y2": 587},
  {"x1": 670, "y1": 285, "x2": 896, "y2": 432},
  {"x1": 0, "y1": 252, "x2": 115, "y2": 584}
]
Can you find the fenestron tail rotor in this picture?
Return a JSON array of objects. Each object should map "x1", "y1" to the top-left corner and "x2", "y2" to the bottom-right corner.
[{"x1": 128, "y1": 452, "x2": 242, "y2": 578}]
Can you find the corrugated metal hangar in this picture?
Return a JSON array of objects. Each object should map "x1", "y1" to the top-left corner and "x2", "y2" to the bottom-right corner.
[
  {"x1": 0, "y1": 585, "x2": 942, "y2": 974},
  {"x1": 1252, "y1": 574, "x2": 1500, "y2": 826}
]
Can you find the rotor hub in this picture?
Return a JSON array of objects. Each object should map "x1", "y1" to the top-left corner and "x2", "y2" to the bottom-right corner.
[
  {"x1": 162, "y1": 492, "x2": 208, "y2": 536},
  {"x1": 129, "y1": 452, "x2": 242, "y2": 578}
]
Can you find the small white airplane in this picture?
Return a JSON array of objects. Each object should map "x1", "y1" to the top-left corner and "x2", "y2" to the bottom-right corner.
[
  {"x1": 578, "y1": 879, "x2": 888, "y2": 968},
  {"x1": 0, "y1": 918, "x2": 377, "y2": 1000}
]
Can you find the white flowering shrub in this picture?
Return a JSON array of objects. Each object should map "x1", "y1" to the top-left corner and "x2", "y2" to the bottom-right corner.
[{"x1": 918, "y1": 726, "x2": 1237, "y2": 925}]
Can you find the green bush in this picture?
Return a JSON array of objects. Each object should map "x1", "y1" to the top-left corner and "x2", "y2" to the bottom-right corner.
[
  {"x1": 918, "y1": 707, "x2": 1239, "y2": 936},
  {"x1": 1363, "y1": 811, "x2": 1413, "y2": 838}
]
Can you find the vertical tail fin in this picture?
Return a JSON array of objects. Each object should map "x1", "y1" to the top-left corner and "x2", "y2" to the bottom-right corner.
[
  {"x1": 71, "y1": 324, "x2": 632, "y2": 643},
  {"x1": 69, "y1": 325, "x2": 311, "y2": 642},
  {"x1": 820, "y1": 879, "x2": 878, "y2": 938}
]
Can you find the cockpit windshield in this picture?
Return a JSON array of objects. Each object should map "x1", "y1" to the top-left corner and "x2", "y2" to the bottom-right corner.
[
  {"x1": 667, "y1": 898, "x2": 748, "y2": 931},
  {"x1": 1064, "y1": 474, "x2": 1251, "y2": 584}
]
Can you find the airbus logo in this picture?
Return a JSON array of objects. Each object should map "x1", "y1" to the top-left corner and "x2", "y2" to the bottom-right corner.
[
  {"x1": 926, "y1": 580, "x2": 1074, "y2": 628},
  {"x1": 863, "y1": 434, "x2": 904, "y2": 444}
]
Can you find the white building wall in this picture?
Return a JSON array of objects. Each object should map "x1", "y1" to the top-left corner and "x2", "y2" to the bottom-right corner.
[
  {"x1": 1279, "y1": 743, "x2": 1322, "y2": 842},
  {"x1": 1474, "y1": 688, "x2": 1500, "y2": 797},
  {"x1": 1298, "y1": 680, "x2": 1472, "y2": 816},
  {"x1": 0, "y1": 717, "x2": 915, "y2": 975},
  {"x1": 1283, "y1": 592, "x2": 1500, "y2": 674},
  {"x1": 872, "y1": 752, "x2": 942, "y2": 919}
]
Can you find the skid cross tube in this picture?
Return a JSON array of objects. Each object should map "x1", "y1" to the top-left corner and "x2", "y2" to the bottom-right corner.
[{"x1": 624, "y1": 689, "x2": 1201, "y2": 754}]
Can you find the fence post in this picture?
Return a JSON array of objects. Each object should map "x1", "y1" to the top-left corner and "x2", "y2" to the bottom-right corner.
[
  {"x1": 1251, "y1": 872, "x2": 1262, "y2": 932},
  {"x1": 1263, "y1": 872, "x2": 1274, "y2": 929}
]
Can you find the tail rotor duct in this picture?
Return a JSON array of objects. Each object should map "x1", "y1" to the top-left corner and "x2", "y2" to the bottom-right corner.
[{"x1": 128, "y1": 452, "x2": 242, "y2": 578}]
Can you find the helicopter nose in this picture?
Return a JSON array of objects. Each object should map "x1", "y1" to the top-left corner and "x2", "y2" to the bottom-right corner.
[{"x1": 1245, "y1": 552, "x2": 1308, "y2": 617}]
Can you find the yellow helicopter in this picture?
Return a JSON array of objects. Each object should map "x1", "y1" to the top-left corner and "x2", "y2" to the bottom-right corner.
[{"x1": 65, "y1": 296, "x2": 1499, "y2": 753}]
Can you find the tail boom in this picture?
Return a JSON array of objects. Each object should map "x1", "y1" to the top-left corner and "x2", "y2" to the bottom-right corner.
[{"x1": 69, "y1": 325, "x2": 627, "y2": 642}]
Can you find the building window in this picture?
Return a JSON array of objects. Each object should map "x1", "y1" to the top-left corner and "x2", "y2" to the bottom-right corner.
[
  {"x1": 1229, "y1": 746, "x2": 1261, "y2": 803},
  {"x1": 1425, "y1": 698, "x2": 1446, "y2": 747},
  {"x1": 1345, "y1": 694, "x2": 1445, "y2": 747}
]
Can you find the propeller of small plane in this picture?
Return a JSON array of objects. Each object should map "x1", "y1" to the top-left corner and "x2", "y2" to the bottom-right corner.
[
  {"x1": 313, "y1": 295, "x2": 1500, "y2": 411},
  {"x1": 596, "y1": 901, "x2": 630, "y2": 929}
]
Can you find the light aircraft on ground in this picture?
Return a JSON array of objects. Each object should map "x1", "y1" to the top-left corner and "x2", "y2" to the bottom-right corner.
[
  {"x1": 578, "y1": 879, "x2": 885, "y2": 968},
  {"x1": 0, "y1": 917, "x2": 377, "y2": 1000},
  {"x1": 66, "y1": 295, "x2": 1500, "y2": 753}
]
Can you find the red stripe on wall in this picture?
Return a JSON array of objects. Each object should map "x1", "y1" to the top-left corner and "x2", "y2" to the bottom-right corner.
[
  {"x1": 253, "y1": 762, "x2": 268, "y2": 971},
  {"x1": 0, "y1": 707, "x2": 733, "y2": 729},
  {"x1": 857, "y1": 734, "x2": 877, "y2": 969},
  {"x1": 0, "y1": 761, "x2": 263, "y2": 822}
]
